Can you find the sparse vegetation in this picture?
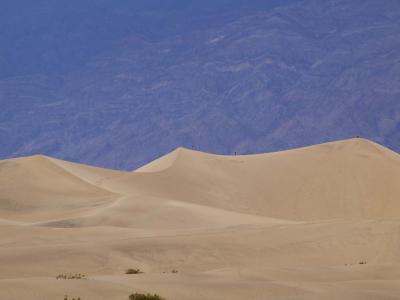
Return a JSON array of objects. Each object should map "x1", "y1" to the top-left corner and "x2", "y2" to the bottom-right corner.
[
  {"x1": 129, "y1": 293, "x2": 165, "y2": 300},
  {"x1": 64, "y1": 296, "x2": 81, "y2": 300},
  {"x1": 359, "y1": 261, "x2": 367, "y2": 265},
  {"x1": 63, "y1": 292, "x2": 166, "y2": 300},
  {"x1": 126, "y1": 268, "x2": 143, "y2": 274},
  {"x1": 171, "y1": 269, "x2": 178, "y2": 274},
  {"x1": 56, "y1": 273, "x2": 86, "y2": 280}
]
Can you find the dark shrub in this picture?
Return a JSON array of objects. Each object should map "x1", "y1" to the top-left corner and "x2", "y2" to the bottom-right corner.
[
  {"x1": 126, "y1": 268, "x2": 142, "y2": 274},
  {"x1": 129, "y1": 293, "x2": 165, "y2": 300}
]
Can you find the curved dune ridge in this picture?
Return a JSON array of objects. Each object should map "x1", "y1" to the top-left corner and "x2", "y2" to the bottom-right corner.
[
  {"x1": 1, "y1": 138, "x2": 400, "y2": 299},
  {"x1": 0, "y1": 155, "x2": 118, "y2": 222}
]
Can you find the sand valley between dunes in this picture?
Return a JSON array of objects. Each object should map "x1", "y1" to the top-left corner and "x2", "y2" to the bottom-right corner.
[{"x1": 1, "y1": 138, "x2": 400, "y2": 299}]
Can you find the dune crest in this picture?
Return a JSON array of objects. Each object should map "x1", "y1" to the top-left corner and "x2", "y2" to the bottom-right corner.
[
  {"x1": 134, "y1": 147, "x2": 184, "y2": 173},
  {"x1": 129, "y1": 138, "x2": 400, "y2": 221}
]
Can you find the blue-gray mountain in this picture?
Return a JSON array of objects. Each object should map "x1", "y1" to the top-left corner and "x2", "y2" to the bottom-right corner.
[{"x1": 1, "y1": 0, "x2": 399, "y2": 170}]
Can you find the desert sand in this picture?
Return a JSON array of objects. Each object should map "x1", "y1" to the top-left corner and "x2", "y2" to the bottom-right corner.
[{"x1": 1, "y1": 138, "x2": 400, "y2": 300}]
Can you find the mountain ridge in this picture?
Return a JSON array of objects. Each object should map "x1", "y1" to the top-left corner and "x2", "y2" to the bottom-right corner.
[{"x1": 0, "y1": 0, "x2": 399, "y2": 170}]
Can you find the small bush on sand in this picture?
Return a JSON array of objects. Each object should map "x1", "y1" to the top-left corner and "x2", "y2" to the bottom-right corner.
[
  {"x1": 129, "y1": 293, "x2": 165, "y2": 300},
  {"x1": 64, "y1": 296, "x2": 81, "y2": 300},
  {"x1": 126, "y1": 268, "x2": 143, "y2": 274},
  {"x1": 57, "y1": 273, "x2": 86, "y2": 280}
]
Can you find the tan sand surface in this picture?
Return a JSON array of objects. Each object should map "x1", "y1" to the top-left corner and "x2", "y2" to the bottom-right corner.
[{"x1": 1, "y1": 138, "x2": 400, "y2": 299}]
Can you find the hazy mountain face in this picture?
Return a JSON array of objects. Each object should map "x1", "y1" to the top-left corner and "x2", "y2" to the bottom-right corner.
[
  {"x1": 0, "y1": 0, "x2": 292, "y2": 78},
  {"x1": 1, "y1": 0, "x2": 399, "y2": 169}
]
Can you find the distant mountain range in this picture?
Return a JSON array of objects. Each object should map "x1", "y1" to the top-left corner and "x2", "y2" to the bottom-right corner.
[{"x1": 1, "y1": 0, "x2": 399, "y2": 170}]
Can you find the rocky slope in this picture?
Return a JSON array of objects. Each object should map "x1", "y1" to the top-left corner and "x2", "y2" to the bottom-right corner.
[{"x1": 1, "y1": 0, "x2": 399, "y2": 169}]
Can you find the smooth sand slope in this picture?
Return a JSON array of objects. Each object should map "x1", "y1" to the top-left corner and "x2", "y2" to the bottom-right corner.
[{"x1": 1, "y1": 138, "x2": 400, "y2": 300}]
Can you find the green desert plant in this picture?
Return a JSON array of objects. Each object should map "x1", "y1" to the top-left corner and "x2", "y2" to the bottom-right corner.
[
  {"x1": 129, "y1": 293, "x2": 165, "y2": 300},
  {"x1": 126, "y1": 268, "x2": 143, "y2": 274}
]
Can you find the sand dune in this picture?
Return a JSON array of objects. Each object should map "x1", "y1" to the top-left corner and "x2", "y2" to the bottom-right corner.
[
  {"x1": 1, "y1": 138, "x2": 400, "y2": 299},
  {"x1": 0, "y1": 155, "x2": 117, "y2": 223}
]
